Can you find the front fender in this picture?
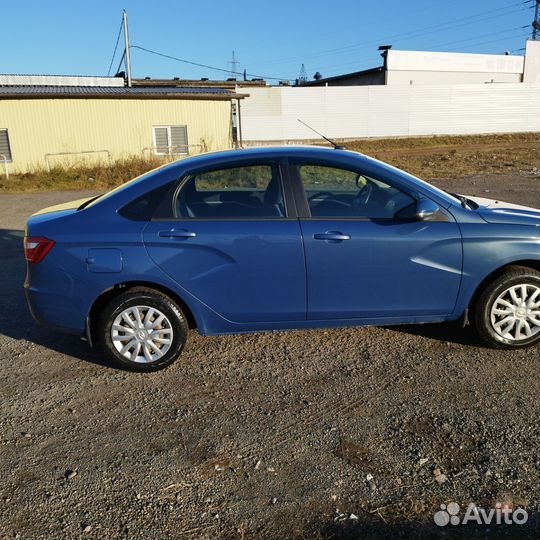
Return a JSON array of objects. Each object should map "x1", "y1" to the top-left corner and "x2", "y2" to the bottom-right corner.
[{"x1": 452, "y1": 222, "x2": 539, "y2": 317}]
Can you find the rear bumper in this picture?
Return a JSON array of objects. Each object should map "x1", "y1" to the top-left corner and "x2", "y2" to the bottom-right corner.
[{"x1": 24, "y1": 281, "x2": 87, "y2": 336}]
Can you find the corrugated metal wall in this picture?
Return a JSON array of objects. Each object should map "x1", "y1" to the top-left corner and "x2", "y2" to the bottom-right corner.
[
  {"x1": 241, "y1": 83, "x2": 540, "y2": 142},
  {"x1": 0, "y1": 98, "x2": 232, "y2": 172}
]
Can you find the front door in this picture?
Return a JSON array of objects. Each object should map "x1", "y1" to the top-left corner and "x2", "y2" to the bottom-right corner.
[
  {"x1": 143, "y1": 161, "x2": 305, "y2": 323},
  {"x1": 291, "y1": 162, "x2": 462, "y2": 320}
]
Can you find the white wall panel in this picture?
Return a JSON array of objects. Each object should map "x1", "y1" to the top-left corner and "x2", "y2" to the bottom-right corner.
[{"x1": 241, "y1": 83, "x2": 540, "y2": 142}]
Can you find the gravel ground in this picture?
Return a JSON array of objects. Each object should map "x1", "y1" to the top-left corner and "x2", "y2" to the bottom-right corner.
[{"x1": 0, "y1": 173, "x2": 538, "y2": 539}]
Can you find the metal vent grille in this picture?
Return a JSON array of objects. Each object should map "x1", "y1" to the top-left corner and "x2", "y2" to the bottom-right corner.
[
  {"x1": 0, "y1": 129, "x2": 12, "y2": 162},
  {"x1": 153, "y1": 125, "x2": 189, "y2": 156},
  {"x1": 154, "y1": 127, "x2": 169, "y2": 155},
  {"x1": 170, "y1": 126, "x2": 188, "y2": 155}
]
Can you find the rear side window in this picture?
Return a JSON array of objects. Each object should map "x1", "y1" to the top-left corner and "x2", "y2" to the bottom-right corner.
[
  {"x1": 119, "y1": 182, "x2": 174, "y2": 221},
  {"x1": 174, "y1": 164, "x2": 286, "y2": 218}
]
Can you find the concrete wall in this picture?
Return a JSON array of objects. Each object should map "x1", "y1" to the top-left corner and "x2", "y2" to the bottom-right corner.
[
  {"x1": 0, "y1": 98, "x2": 233, "y2": 172},
  {"x1": 240, "y1": 83, "x2": 540, "y2": 142}
]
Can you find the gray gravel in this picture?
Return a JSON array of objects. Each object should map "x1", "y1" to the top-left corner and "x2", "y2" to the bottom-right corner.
[{"x1": 0, "y1": 173, "x2": 538, "y2": 539}]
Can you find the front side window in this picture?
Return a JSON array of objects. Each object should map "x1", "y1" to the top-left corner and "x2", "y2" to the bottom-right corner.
[
  {"x1": 174, "y1": 164, "x2": 285, "y2": 218},
  {"x1": 297, "y1": 164, "x2": 415, "y2": 219}
]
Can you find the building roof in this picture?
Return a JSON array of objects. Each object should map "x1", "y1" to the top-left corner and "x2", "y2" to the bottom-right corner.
[
  {"x1": 0, "y1": 85, "x2": 248, "y2": 100},
  {"x1": 299, "y1": 66, "x2": 384, "y2": 86},
  {"x1": 0, "y1": 74, "x2": 124, "y2": 87},
  {"x1": 133, "y1": 78, "x2": 267, "y2": 89}
]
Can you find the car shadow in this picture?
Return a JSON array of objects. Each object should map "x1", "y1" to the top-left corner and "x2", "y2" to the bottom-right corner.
[
  {"x1": 0, "y1": 228, "x2": 113, "y2": 369},
  {"x1": 388, "y1": 320, "x2": 481, "y2": 348}
]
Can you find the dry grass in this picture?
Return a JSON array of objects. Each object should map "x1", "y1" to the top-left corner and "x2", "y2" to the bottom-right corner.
[
  {"x1": 344, "y1": 132, "x2": 538, "y2": 179},
  {"x1": 0, "y1": 155, "x2": 166, "y2": 193},
  {"x1": 1, "y1": 133, "x2": 537, "y2": 193}
]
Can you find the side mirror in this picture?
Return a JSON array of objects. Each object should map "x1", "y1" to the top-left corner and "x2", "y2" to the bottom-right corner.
[{"x1": 415, "y1": 198, "x2": 440, "y2": 221}]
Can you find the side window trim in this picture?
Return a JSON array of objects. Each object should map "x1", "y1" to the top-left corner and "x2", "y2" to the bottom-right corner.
[
  {"x1": 287, "y1": 159, "x2": 418, "y2": 221},
  {"x1": 152, "y1": 159, "x2": 298, "y2": 221}
]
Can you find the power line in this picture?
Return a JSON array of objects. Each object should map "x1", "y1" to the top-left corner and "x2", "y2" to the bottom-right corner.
[
  {"x1": 130, "y1": 45, "x2": 293, "y2": 81},
  {"x1": 422, "y1": 25, "x2": 529, "y2": 50},
  {"x1": 106, "y1": 14, "x2": 124, "y2": 76},
  {"x1": 116, "y1": 50, "x2": 126, "y2": 76},
  {"x1": 253, "y1": 2, "x2": 529, "y2": 67},
  {"x1": 309, "y1": 25, "x2": 526, "y2": 75},
  {"x1": 449, "y1": 33, "x2": 527, "y2": 52}
]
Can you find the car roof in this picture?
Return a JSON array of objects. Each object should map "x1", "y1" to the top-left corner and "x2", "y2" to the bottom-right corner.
[{"x1": 180, "y1": 144, "x2": 362, "y2": 163}]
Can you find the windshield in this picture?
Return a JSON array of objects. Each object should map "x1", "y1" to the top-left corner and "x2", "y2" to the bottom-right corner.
[{"x1": 397, "y1": 169, "x2": 462, "y2": 206}]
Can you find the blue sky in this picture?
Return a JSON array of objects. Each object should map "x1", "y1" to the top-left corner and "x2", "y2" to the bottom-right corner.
[{"x1": 1, "y1": 0, "x2": 535, "y2": 81}]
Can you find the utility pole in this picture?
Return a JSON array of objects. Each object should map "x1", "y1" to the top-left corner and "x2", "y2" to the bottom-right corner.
[
  {"x1": 123, "y1": 10, "x2": 133, "y2": 87},
  {"x1": 532, "y1": 0, "x2": 540, "y2": 40}
]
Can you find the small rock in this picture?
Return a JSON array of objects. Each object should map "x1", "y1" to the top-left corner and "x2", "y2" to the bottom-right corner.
[
  {"x1": 349, "y1": 513, "x2": 359, "y2": 520},
  {"x1": 214, "y1": 464, "x2": 225, "y2": 472},
  {"x1": 366, "y1": 473, "x2": 373, "y2": 481},
  {"x1": 334, "y1": 509, "x2": 347, "y2": 522},
  {"x1": 65, "y1": 469, "x2": 78, "y2": 480},
  {"x1": 271, "y1": 497, "x2": 278, "y2": 504},
  {"x1": 419, "y1": 458, "x2": 429, "y2": 466},
  {"x1": 267, "y1": 466, "x2": 275, "y2": 473},
  {"x1": 82, "y1": 525, "x2": 91, "y2": 533},
  {"x1": 254, "y1": 460, "x2": 262, "y2": 470},
  {"x1": 22, "y1": 432, "x2": 32, "y2": 439},
  {"x1": 433, "y1": 468, "x2": 448, "y2": 484}
]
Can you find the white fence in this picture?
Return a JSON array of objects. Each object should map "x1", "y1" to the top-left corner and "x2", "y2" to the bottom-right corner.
[{"x1": 240, "y1": 83, "x2": 540, "y2": 142}]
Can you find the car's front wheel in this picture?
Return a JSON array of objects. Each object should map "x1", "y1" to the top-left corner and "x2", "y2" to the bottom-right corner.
[
  {"x1": 98, "y1": 287, "x2": 188, "y2": 371},
  {"x1": 472, "y1": 266, "x2": 540, "y2": 349}
]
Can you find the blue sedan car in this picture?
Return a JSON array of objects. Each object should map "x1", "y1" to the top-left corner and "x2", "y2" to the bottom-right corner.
[{"x1": 24, "y1": 146, "x2": 540, "y2": 371}]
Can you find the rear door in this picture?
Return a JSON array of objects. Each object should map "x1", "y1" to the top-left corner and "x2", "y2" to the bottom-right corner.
[
  {"x1": 143, "y1": 159, "x2": 306, "y2": 323},
  {"x1": 290, "y1": 160, "x2": 463, "y2": 320}
]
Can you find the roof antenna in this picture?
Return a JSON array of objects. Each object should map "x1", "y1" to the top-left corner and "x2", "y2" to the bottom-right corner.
[{"x1": 297, "y1": 119, "x2": 345, "y2": 150}]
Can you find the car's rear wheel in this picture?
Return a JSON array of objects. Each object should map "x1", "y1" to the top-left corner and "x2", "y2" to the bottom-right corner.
[
  {"x1": 98, "y1": 287, "x2": 188, "y2": 371},
  {"x1": 472, "y1": 266, "x2": 540, "y2": 349}
]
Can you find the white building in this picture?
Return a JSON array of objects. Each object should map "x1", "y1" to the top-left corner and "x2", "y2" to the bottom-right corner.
[{"x1": 302, "y1": 40, "x2": 540, "y2": 86}]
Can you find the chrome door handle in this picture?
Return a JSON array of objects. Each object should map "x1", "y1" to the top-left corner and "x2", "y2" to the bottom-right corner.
[
  {"x1": 313, "y1": 231, "x2": 350, "y2": 242},
  {"x1": 158, "y1": 229, "x2": 197, "y2": 238}
]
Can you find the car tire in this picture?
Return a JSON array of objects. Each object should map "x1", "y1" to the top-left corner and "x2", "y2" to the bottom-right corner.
[
  {"x1": 98, "y1": 287, "x2": 188, "y2": 371},
  {"x1": 472, "y1": 265, "x2": 540, "y2": 349}
]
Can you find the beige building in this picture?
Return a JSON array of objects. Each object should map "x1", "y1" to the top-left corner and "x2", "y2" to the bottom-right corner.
[{"x1": 0, "y1": 83, "x2": 246, "y2": 173}]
